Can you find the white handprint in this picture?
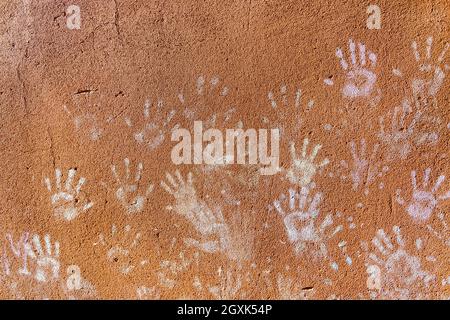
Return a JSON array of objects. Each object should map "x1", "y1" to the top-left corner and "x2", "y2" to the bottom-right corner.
[
  {"x1": 427, "y1": 211, "x2": 449, "y2": 247},
  {"x1": 64, "y1": 105, "x2": 103, "y2": 141},
  {"x1": 273, "y1": 186, "x2": 325, "y2": 257},
  {"x1": 396, "y1": 168, "x2": 450, "y2": 222},
  {"x1": 273, "y1": 186, "x2": 353, "y2": 271},
  {"x1": 111, "y1": 158, "x2": 154, "y2": 214},
  {"x1": 340, "y1": 139, "x2": 388, "y2": 194},
  {"x1": 262, "y1": 84, "x2": 314, "y2": 139},
  {"x1": 366, "y1": 226, "x2": 435, "y2": 299},
  {"x1": 327, "y1": 39, "x2": 378, "y2": 99},
  {"x1": 125, "y1": 99, "x2": 176, "y2": 151},
  {"x1": 177, "y1": 75, "x2": 231, "y2": 122},
  {"x1": 161, "y1": 170, "x2": 230, "y2": 254},
  {"x1": 285, "y1": 138, "x2": 329, "y2": 186},
  {"x1": 25, "y1": 234, "x2": 60, "y2": 282},
  {"x1": 44, "y1": 168, "x2": 94, "y2": 221},
  {"x1": 377, "y1": 105, "x2": 420, "y2": 161},
  {"x1": 94, "y1": 225, "x2": 147, "y2": 275},
  {"x1": 410, "y1": 36, "x2": 449, "y2": 97}
]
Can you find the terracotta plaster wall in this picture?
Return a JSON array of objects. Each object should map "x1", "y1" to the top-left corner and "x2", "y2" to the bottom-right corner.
[{"x1": 0, "y1": 0, "x2": 448, "y2": 299}]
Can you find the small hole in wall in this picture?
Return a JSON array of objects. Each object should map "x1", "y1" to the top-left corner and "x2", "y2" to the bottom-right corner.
[{"x1": 113, "y1": 257, "x2": 119, "y2": 262}]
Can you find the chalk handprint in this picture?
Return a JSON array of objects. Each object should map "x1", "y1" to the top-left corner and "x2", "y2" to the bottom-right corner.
[
  {"x1": 111, "y1": 158, "x2": 154, "y2": 214},
  {"x1": 286, "y1": 138, "x2": 329, "y2": 186},
  {"x1": 44, "y1": 168, "x2": 94, "y2": 221},
  {"x1": 161, "y1": 170, "x2": 230, "y2": 254},
  {"x1": 25, "y1": 234, "x2": 60, "y2": 282},
  {"x1": 326, "y1": 39, "x2": 378, "y2": 99},
  {"x1": 396, "y1": 168, "x2": 450, "y2": 222},
  {"x1": 411, "y1": 36, "x2": 449, "y2": 97}
]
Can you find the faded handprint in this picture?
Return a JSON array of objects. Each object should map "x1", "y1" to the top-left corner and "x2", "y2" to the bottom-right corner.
[
  {"x1": 396, "y1": 168, "x2": 450, "y2": 222},
  {"x1": 285, "y1": 138, "x2": 329, "y2": 186},
  {"x1": 177, "y1": 75, "x2": 231, "y2": 121},
  {"x1": 327, "y1": 39, "x2": 378, "y2": 99},
  {"x1": 340, "y1": 139, "x2": 388, "y2": 194},
  {"x1": 161, "y1": 170, "x2": 230, "y2": 254},
  {"x1": 273, "y1": 185, "x2": 326, "y2": 257},
  {"x1": 2, "y1": 232, "x2": 31, "y2": 278},
  {"x1": 410, "y1": 36, "x2": 449, "y2": 97},
  {"x1": 94, "y1": 225, "x2": 147, "y2": 275},
  {"x1": 64, "y1": 105, "x2": 104, "y2": 141},
  {"x1": 276, "y1": 273, "x2": 314, "y2": 300},
  {"x1": 427, "y1": 211, "x2": 449, "y2": 247},
  {"x1": 365, "y1": 226, "x2": 435, "y2": 299},
  {"x1": 158, "y1": 249, "x2": 200, "y2": 289},
  {"x1": 208, "y1": 267, "x2": 242, "y2": 299},
  {"x1": 261, "y1": 84, "x2": 314, "y2": 139},
  {"x1": 377, "y1": 105, "x2": 420, "y2": 161},
  {"x1": 125, "y1": 99, "x2": 176, "y2": 151},
  {"x1": 44, "y1": 168, "x2": 94, "y2": 221},
  {"x1": 25, "y1": 234, "x2": 60, "y2": 282},
  {"x1": 111, "y1": 158, "x2": 154, "y2": 214}
]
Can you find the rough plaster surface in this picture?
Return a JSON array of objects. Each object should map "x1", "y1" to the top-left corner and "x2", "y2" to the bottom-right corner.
[{"x1": 0, "y1": 0, "x2": 448, "y2": 300}]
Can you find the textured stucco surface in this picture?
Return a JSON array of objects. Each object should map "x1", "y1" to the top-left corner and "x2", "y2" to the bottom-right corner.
[{"x1": 0, "y1": 0, "x2": 448, "y2": 299}]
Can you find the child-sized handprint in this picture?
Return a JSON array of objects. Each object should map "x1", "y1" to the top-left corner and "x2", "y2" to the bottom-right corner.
[
  {"x1": 273, "y1": 186, "x2": 325, "y2": 257},
  {"x1": 25, "y1": 234, "x2": 60, "y2": 282},
  {"x1": 411, "y1": 36, "x2": 449, "y2": 97},
  {"x1": 44, "y1": 168, "x2": 94, "y2": 221},
  {"x1": 94, "y1": 225, "x2": 147, "y2": 275},
  {"x1": 326, "y1": 39, "x2": 378, "y2": 99},
  {"x1": 286, "y1": 138, "x2": 329, "y2": 186},
  {"x1": 396, "y1": 168, "x2": 450, "y2": 222},
  {"x1": 262, "y1": 84, "x2": 314, "y2": 139},
  {"x1": 111, "y1": 158, "x2": 154, "y2": 214},
  {"x1": 340, "y1": 139, "x2": 388, "y2": 194},
  {"x1": 273, "y1": 186, "x2": 353, "y2": 271},
  {"x1": 377, "y1": 105, "x2": 421, "y2": 161},
  {"x1": 366, "y1": 226, "x2": 435, "y2": 299},
  {"x1": 125, "y1": 99, "x2": 176, "y2": 151}
]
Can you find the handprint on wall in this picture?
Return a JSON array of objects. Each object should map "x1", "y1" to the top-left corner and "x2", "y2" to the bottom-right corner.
[
  {"x1": 94, "y1": 224, "x2": 147, "y2": 275},
  {"x1": 365, "y1": 226, "x2": 436, "y2": 299},
  {"x1": 427, "y1": 211, "x2": 449, "y2": 247},
  {"x1": 261, "y1": 84, "x2": 314, "y2": 140},
  {"x1": 396, "y1": 168, "x2": 449, "y2": 222},
  {"x1": 325, "y1": 39, "x2": 380, "y2": 104},
  {"x1": 394, "y1": 36, "x2": 449, "y2": 98},
  {"x1": 272, "y1": 185, "x2": 353, "y2": 270},
  {"x1": 339, "y1": 139, "x2": 388, "y2": 195},
  {"x1": 111, "y1": 158, "x2": 154, "y2": 214},
  {"x1": 377, "y1": 103, "x2": 438, "y2": 161},
  {"x1": 64, "y1": 105, "x2": 104, "y2": 141},
  {"x1": 125, "y1": 99, "x2": 177, "y2": 151},
  {"x1": 24, "y1": 234, "x2": 60, "y2": 283},
  {"x1": 44, "y1": 168, "x2": 94, "y2": 221},
  {"x1": 161, "y1": 170, "x2": 230, "y2": 254},
  {"x1": 285, "y1": 138, "x2": 329, "y2": 187}
]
